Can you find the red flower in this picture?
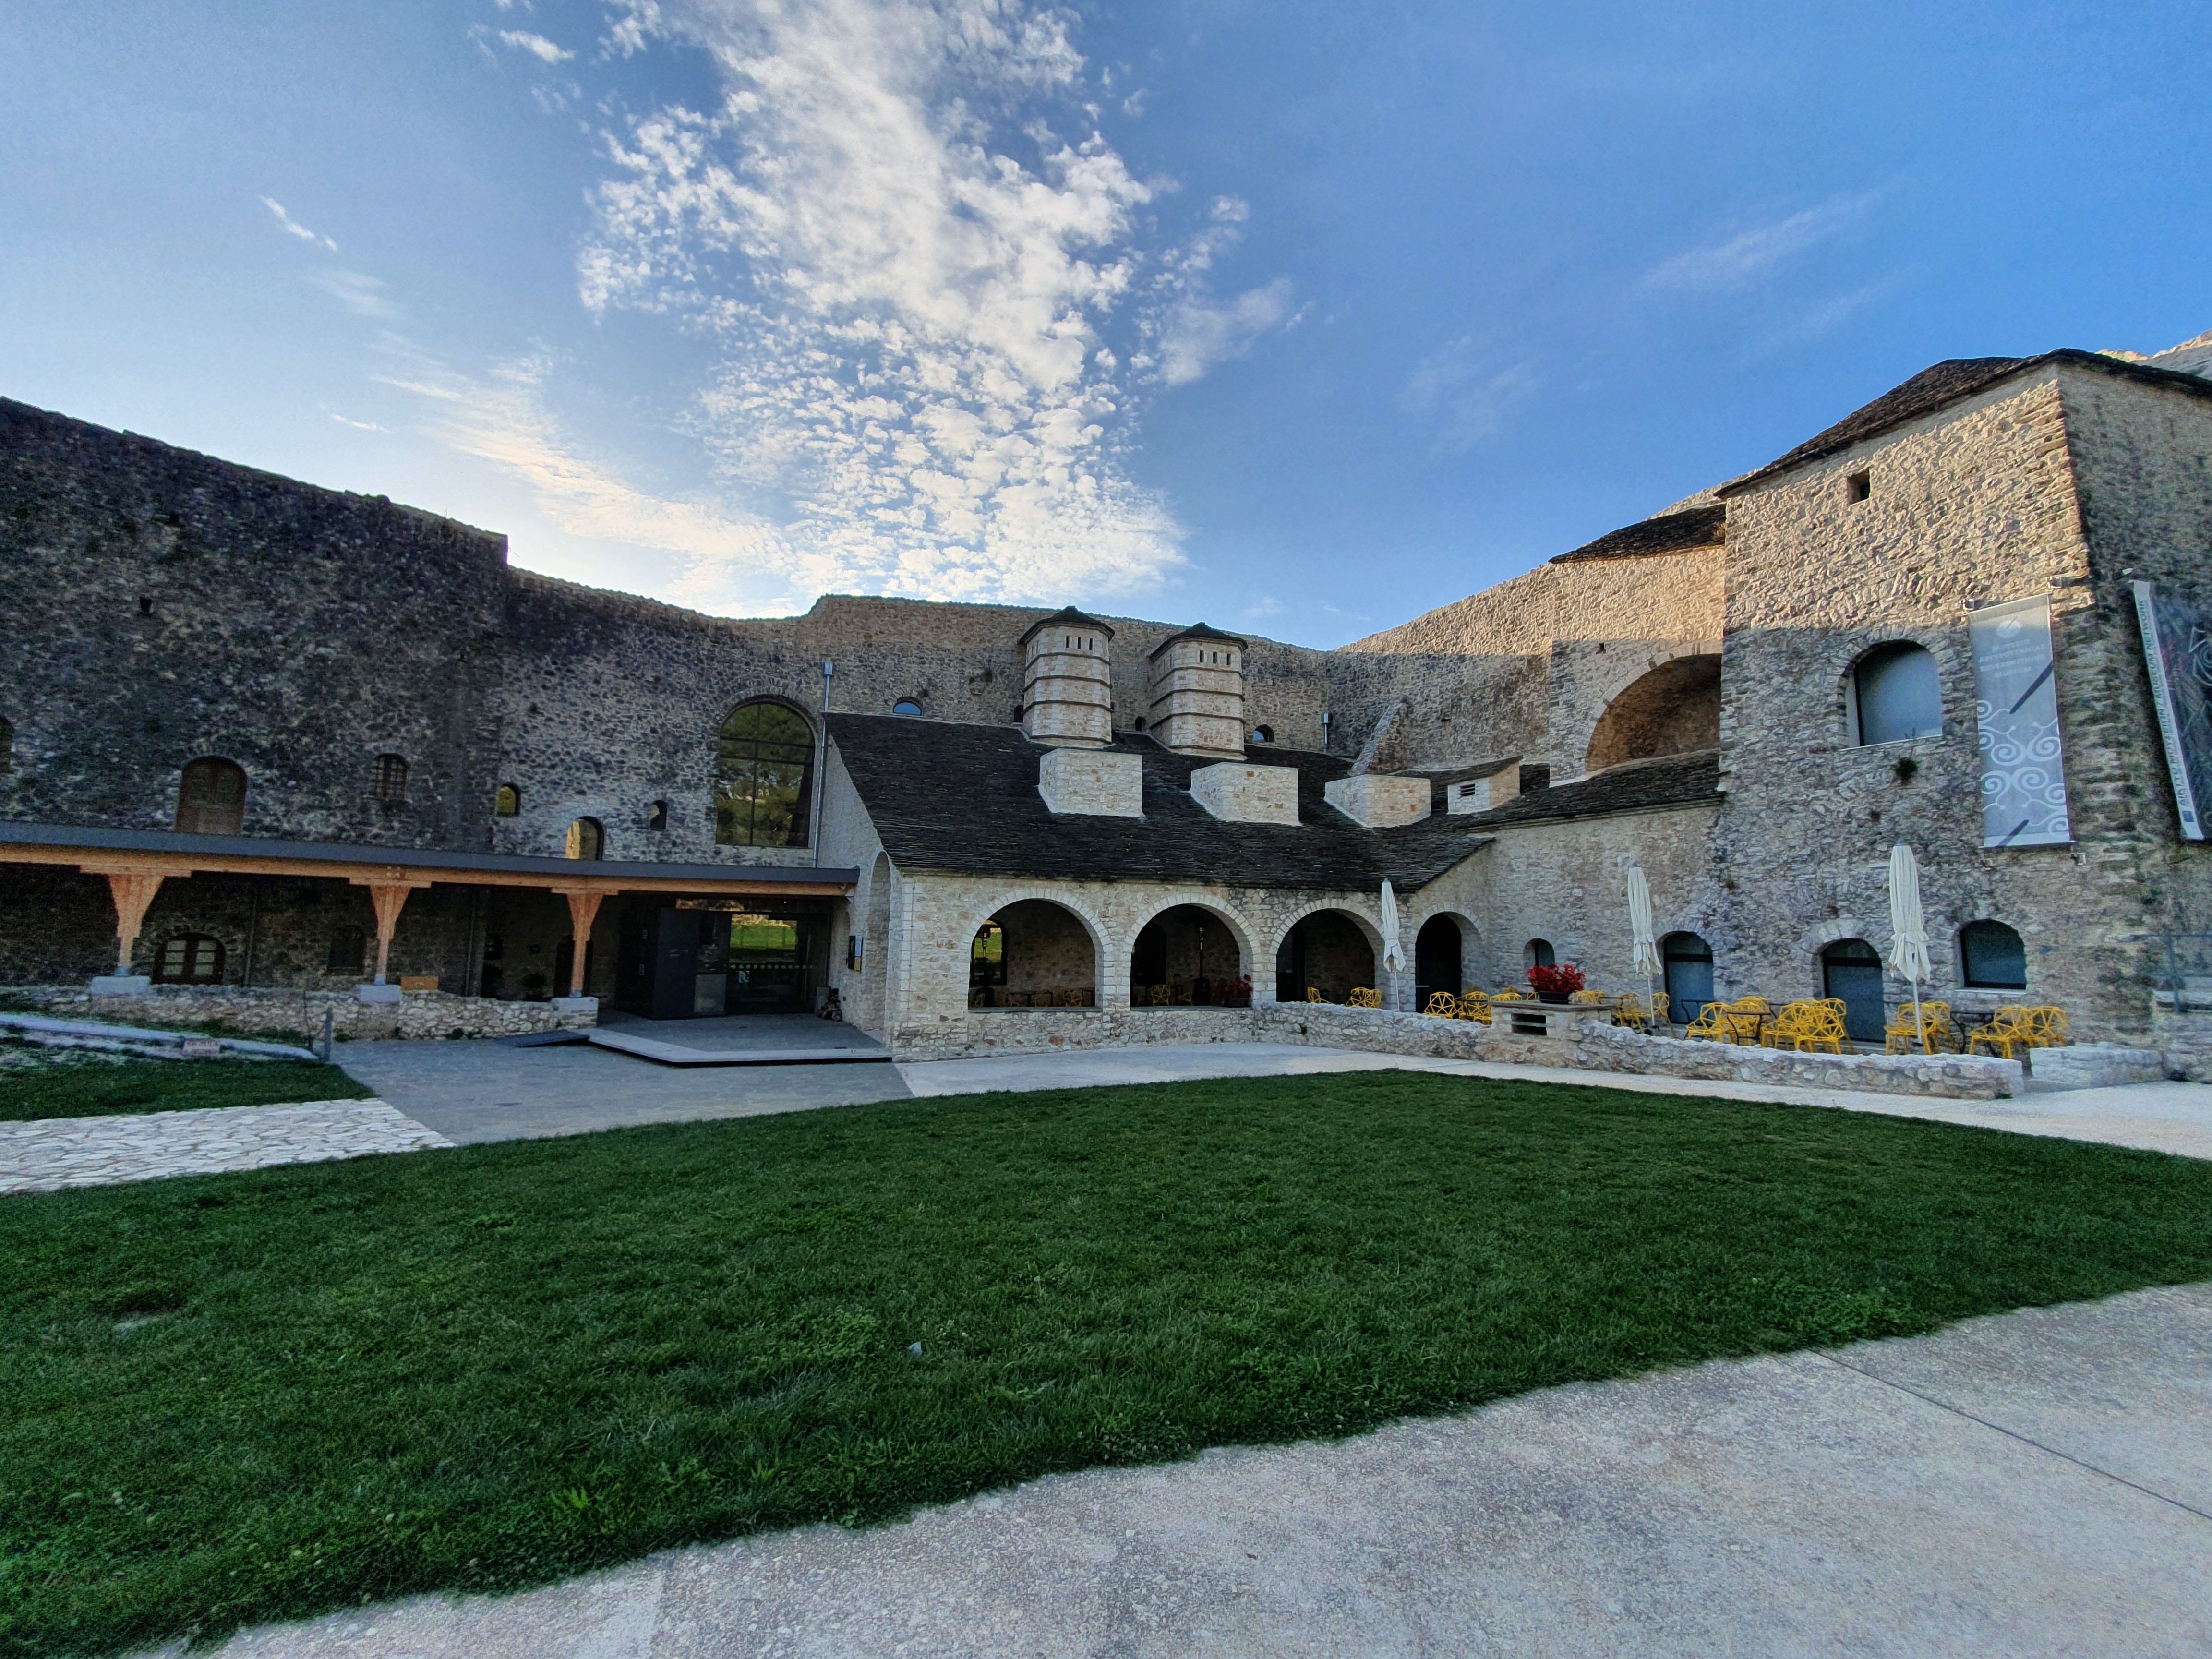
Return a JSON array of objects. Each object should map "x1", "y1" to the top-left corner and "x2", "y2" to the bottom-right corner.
[{"x1": 1526, "y1": 962, "x2": 1586, "y2": 996}]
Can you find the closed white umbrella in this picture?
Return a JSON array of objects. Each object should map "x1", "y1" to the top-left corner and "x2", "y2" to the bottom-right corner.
[
  {"x1": 1380, "y1": 879, "x2": 1404, "y2": 977},
  {"x1": 1627, "y1": 866, "x2": 1662, "y2": 1030},
  {"x1": 1887, "y1": 842, "x2": 1933, "y2": 1050}
]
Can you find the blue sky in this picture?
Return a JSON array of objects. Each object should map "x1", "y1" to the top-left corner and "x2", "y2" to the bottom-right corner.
[{"x1": 6, "y1": 1, "x2": 2208, "y2": 647}]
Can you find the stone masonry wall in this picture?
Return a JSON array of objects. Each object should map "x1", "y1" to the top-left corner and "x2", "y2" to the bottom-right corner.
[
  {"x1": 0, "y1": 399, "x2": 507, "y2": 851},
  {"x1": 1711, "y1": 368, "x2": 2150, "y2": 1037},
  {"x1": 1, "y1": 983, "x2": 593, "y2": 1041}
]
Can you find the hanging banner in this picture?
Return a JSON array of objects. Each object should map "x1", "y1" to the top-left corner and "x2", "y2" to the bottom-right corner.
[
  {"x1": 2133, "y1": 579, "x2": 2211, "y2": 841},
  {"x1": 1968, "y1": 594, "x2": 2072, "y2": 848}
]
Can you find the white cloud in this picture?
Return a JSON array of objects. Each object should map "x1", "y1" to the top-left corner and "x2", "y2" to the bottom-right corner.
[
  {"x1": 311, "y1": 269, "x2": 399, "y2": 320},
  {"x1": 498, "y1": 28, "x2": 574, "y2": 63},
  {"x1": 330, "y1": 413, "x2": 388, "y2": 431},
  {"x1": 1397, "y1": 335, "x2": 1543, "y2": 454},
  {"x1": 260, "y1": 195, "x2": 336, "y2": 251},
  {"x1": 572, "y1": 0, "x2": 1286, "y2": 605},
  {"x1": 1644, "y1": 192, "x2": 1878, "y2": 296}
]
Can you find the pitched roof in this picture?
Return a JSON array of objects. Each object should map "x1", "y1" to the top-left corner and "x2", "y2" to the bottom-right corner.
[
  {"x1": 1146, "y1": 622, "x2": 1248, "y2": 660},
  {"x1": 1551, "y1": 503, "x2": 1726, "y2": 565},
  {"x1": 1456, "y1": 749, "x2": 1722, "y2": 829},
  {"x1": 829, "y1": 714, "x2": 1489, "y2": 891},
  {"x1": 1016, "y1": 605, "x2": 1116, "y2": 647},
  {"x1": 1715, "y1": 349, "x2": 2212, "y2": 495}
]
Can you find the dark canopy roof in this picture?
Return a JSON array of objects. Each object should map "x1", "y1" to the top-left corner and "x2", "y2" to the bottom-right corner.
[
  {"x1": 1551, "y1": 503, "x2": 1725, "y2": 565},
  {"x1": 829, "y1": 714, "x2": 1489, "y2": 891},
  {"x1": 1716, "y1": 349, "x2": 2212, "y2": 495},
  {"x1": 1146, "y1": 622, "x2": 1247, "y2": 661},
  {"x1": 1457, "y1": 749, "x2": 1722, "y2": 829},
  {"x1": 1016, "y1": 605, "x2": 1116, "y2": 647}
]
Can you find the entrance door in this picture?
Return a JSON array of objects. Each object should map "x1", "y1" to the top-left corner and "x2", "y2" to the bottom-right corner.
[
  {"x1": 1661, "y1": 933, "x2": 1714, "y2": 1026},
  {"x1": 1414, "y1": 917, "x2": 1462, "y2": 1006},
  {"x1": 1822, "y1": 938, "x2": 1886, "y2": 1044}
]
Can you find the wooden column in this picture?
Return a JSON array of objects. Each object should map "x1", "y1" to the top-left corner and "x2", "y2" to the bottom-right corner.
[
  {"x1": 84, "y1": 867, "x2": 166, "y2": 976},
  {"x1": 552, "y1": 887, "x2": 611, "y2": 998},
  {"x1": 350, "y1": 877, "x2": 433, "y2": 985}
]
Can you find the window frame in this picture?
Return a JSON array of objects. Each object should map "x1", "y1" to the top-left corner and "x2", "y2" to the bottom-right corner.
[
  {"x1": 1959, "y1": 919, "x2": 2028, "y2": 990},
  {"x1": 1847, "y1": 641, "x2": 1945, "y2": 746},
  {"x1": 714, "y1": 699, "x2": 817, "y2": 849}
]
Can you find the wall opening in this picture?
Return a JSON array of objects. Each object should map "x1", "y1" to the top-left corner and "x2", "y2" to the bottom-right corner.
[
  {"x1": 565, "y1": 817, "x2": 605, "y2": 860},
  {"x1": 969, "y1": 899, "x2": 1097, "y2": 1008},
  {"x1": 1661, "y1": 931, "x2": 1714, "y2": 1025},
  {"x1": 716, "y1": 700, "x2": 814, "y2": 848},
  {"x1": 1960, "y1": 919, "x2": 2027, "y2": 989},
  {"x1": 1821, "y1": 937, "x2": 1886, "y2": 1042},
  {"x1": 176, "y1": 757, "x2": 247, "y2": 835},
  {"x1": 1585, "y1": 655, "x2": 1722, "y2": 773},
  {"x1": 1524, "y1": 937, "x2": 1556, "y2": 970},
  {"x1": 1276, "y1": 911, "x2": 1376, "y2": 1004},
  {"x1": 154, "y1": 932, "x2": 226, "y2": 985},
  {"x1": 1129, "y1": 905, "x2": 1249, "y2": 1006},
  {"x1": 1852, "y1": 644, "x2": 1942, "y2": 745},
  {"x1": 493, "y1": 783, "x2": 521, "y2": 817},
  {"x1": 371, "y1": 754, "x2": 409, "y2": 803},
  {"x1": 1414, "y1": 915, "x2": 1464, "y2": 1004}
]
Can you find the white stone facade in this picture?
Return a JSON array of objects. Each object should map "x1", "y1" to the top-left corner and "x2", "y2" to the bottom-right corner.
[{"x1": 1189, "y1": 762, "x2": 1300, "y2": 824}]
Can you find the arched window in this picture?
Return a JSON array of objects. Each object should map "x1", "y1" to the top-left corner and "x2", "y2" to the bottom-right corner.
[
  {"x1": 154, "y1": 932, "x2": 225, "y2": 984},
  {"x1": 493, "y1": 783, "x2": 521, "y2": 817},
  {"x1": 371, "y1": 753, "x2": 409, "y2": 802},
  {"x1": 565, "y1": 817, "x2": 604, "y2": 861},
  {"x1": 176, "y1": 757, "x2": 247, "y2": 835},
  {"x1": 1524, "y1": 938, "x2": 1556, "y2": 969},
  {"x1": 1661, "y1": 932, "x2": 1714, "y2": 1024},
  {"x1": 1853, "y1": 644, "x2": 1942, "y2": 745},
  {"x1": 1960, "y1": 919, "x2": 2027, "y2": 989},
  {"x1": 892, "y1": 698, "x2": 923, "y2": 716},
  {"x1": 1250, "y1": 725, "x2": 1275, "y2": 743},
  {"x1": 647, "y1": 799, "x2": 669, "y2": 832},
  {"x1": 716, "y1": 701, "x2": 814, "y2": 848},
  {"x1": 1822, "y1": 938, "x2": 1886, "y2": 1042}
]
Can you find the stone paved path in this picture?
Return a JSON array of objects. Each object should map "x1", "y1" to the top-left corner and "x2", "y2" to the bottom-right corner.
[{"x1": 0, "y1": 1101, "x2": 452, "y2": 1194}]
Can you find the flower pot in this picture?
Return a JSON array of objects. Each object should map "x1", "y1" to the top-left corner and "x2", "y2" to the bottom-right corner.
[{"x1": 1537, "y1": 991, "x2": 1568, "y2": 1004}]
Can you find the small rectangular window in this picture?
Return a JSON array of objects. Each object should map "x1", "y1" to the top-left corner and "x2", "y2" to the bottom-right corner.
[{"x1": 1846, "y1": 470, "x2": 1872, "y2": 503}]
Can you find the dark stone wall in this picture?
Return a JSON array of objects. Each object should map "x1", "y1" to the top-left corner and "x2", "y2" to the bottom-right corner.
[{"x1": 0, "y1": 398, "x2": 508, "y2": 849}]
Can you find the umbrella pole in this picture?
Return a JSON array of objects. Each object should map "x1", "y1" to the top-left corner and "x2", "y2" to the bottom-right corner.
[{"x1": 1911, "y1": 975, "x2": 1926, "y2": 1054}]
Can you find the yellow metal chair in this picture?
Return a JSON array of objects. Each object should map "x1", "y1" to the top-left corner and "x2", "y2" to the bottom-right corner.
[
  {"x1": 2024, "y1": 1005, "x2": 2069, "y2": 1048},
  {"x1": 1174, "y1": 982, "x2": 1194, "y2": 1006},
  {"x1": 1719, "y1": 996, "x2": 1774, "y2": 1045},
  {"x1": 1884, "y1": 999, "x2": 1953, "y2": 1054},
  {"x1": 1683, "y1": 1001, "x2": 1729, "y2": 1041},
  {"x1": 1347, "y1": 986, "x2": 1382, "y2": 1008},
  {"x1": 1424, "y1": 990, "x2": 1460, "y2": 1018},
  {"x1": 1148, "y1": 983, "x2": 1172, "y2": 1006},
  {"x1": 1569, "y1": 989, "x2": 1608, "y2": 1005},
  {"x1": 1770, "y1": 999, "x2": 1846, "y2": 1054},
  {"x1": 1491, "y1": 987, "x2": 1527, "y2": 1002},
  {"x1": 1967, "y1": 1005, "x2": 2035, "y2": 1059},
  {"x1": 1306, "y1": 986, "x2": 1325, "y2": 1003},
  {"x1": 1457, "y1": 990, "x2": 1493, "y2": 1024}
]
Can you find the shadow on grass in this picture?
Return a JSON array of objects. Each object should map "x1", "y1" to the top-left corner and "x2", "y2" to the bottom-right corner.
[{"x1": 4, "y1": 1070, "x2": 2211, "y2": 1655}]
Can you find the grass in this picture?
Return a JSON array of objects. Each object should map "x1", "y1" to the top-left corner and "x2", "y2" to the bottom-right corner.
[
  {"x1": 4, "y1": 1072, "x2": 2211, "y2": 1655},
  {"x1": 0, "y1": 1051, "x2": 373, "y2": 1122}
]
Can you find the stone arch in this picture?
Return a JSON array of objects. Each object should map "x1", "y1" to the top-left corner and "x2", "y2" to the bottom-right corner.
[
  {"x1": 855, "y1": 850, "x2": 895, "y2": 1034},
  {"x1": 1124, "y1": 897, "x2": 1259, "y2": 1007},
  {"x1": 1410, "y1": 908, "x2": 1477, "y2": 1003},
  {"x1": 1792, "y1": 915, "x2": 1881, "y2": 999},
  {"x1": 1267, "y1": 900, "x2": 1388, "y2": 1007},
  {"x1": 1585, "y1": 653, "x2": 1722, "y2": 773},
  {"x1": 951, "y1": 887, "x2": 1111, "y2": 1009}
]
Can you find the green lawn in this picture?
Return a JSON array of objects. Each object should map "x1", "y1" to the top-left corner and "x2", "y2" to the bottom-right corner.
[
  {"x1": 4, "y1": 1072, "x2": 2210, "y2": 1656},
  {"x1": 0, "y1": 1054, "x2": 371, "y2": 1121}
]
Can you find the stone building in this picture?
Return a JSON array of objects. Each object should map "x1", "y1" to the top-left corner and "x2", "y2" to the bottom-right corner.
[{"x1": 3, "y1": 329, "x2": 2208, "y2": 1059}]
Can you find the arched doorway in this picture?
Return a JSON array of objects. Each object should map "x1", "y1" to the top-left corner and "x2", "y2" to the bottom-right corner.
[
  {"x1": 1129, "y1": 904, "x2": 1250, "y2": 1006},
  {"x1": 1414, "y1": 915, "x2": 1463, "y2": 1005},
  {"x1": 1822, "y1": 938, "x2": 1886, "y2": 1044},
  {"x1": 970, "y1": 899, "x2": 1098, "y2": 1008},
  {"x1": 1275, "y1": 910, "x2": 1377, "y2": 1004},
  {"x1": 1661, "y1": 932, "x2": 1714, "y2": 1027},
  {"x1": 176, "y1": 757, "x2": 247, "y2": 835}
]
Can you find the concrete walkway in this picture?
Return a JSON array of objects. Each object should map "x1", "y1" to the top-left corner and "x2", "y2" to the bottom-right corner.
[{"x1": 140, "y1": 1282, "x2": 2212, "y2": 1658}]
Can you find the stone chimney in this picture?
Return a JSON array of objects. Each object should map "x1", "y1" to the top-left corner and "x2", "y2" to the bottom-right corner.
[
  {"x1": 1019, "y1": 607, "x2": 1115, "y2": 747},
  {"x1": 1145, "y1": 624, "x2": 1247, "y2": 758}
]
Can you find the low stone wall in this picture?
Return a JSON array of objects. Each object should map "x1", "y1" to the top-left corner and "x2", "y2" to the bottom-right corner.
[
  {"x1": 2030, "y1": 1044, "x2": 2169, "y2": 1090},
  {"x1": 0, "y1": 985, "x2": 595, "y2": 1043},
  {"x1": 2151, "y1": 1008, "x2": 2212, "y2": 1083},
  {"x1": 902, "y1": 999, "x2": 2023, "y2": 1099}
]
